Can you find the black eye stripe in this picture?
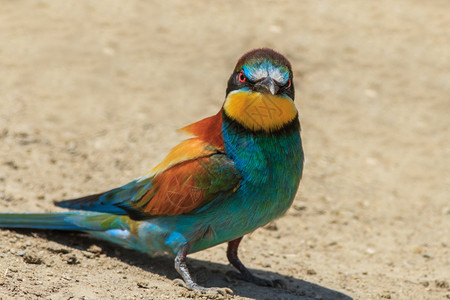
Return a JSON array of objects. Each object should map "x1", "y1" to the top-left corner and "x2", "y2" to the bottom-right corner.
[
  {"x1": 239, "y1": 73, "x2": 290, "y2": 87},
  {"x1": 274, "y1": 79, "x2": 291, "y2": 88},
  {"x1": 235, "y1": 73, "x2": 254, "y2": 85},
  {"x1": 227, "y1": 72, "x2": 294, "y2": 100}
]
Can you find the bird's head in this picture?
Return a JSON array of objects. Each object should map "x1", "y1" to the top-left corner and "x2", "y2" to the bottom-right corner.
[{"x1": 223, "y1": 48, "x2": 298, "y2": 133}]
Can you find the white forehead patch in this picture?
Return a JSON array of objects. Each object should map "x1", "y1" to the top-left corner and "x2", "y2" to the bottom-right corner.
[
  {"x1": 268, "y1": 68, "x2": 286, "y2": 83},
  {"x1": 242, "y1": 61, "x2": 290, "y2": 85}
]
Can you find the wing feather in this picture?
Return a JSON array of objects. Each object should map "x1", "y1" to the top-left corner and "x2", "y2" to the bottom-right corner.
[
  {"x1": 56, "y1": 137, "x2": 241, "y2": 219},
  {"x1": 136, "y1": 154, "x2": 240, "y2": 216}
]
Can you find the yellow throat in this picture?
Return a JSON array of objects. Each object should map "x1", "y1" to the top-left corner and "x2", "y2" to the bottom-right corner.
[{"x1": 223, "y1": 91, "x2": 298, "y2": 132}]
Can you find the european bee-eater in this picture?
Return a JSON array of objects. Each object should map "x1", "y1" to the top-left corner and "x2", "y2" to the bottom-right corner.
[{"x1": 0, "y1": 48, "x2": 304, "y2": 295}]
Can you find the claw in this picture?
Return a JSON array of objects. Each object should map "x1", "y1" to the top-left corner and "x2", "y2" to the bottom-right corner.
[
  {"x1": 173, "y1": 278, "x2": 186, "y2": 287},
  {"x1": 174, "y1": 278, "x2": 233, "y2": 296},
  {"x1": 217, "y1": 287, "x2": 234, "y2": 296},
  {"x1": 272, "y1": 278, "x2": 287, "y2": 289}
]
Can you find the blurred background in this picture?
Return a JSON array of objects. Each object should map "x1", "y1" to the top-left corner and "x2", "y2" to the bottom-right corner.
[{"x1": 0, "y1": 1, "x2": 449, "y2": 299}]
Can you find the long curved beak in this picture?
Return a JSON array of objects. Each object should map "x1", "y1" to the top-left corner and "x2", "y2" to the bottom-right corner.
[{"x1": 253, "y1": 77, "x2": 278, "y2": 95}]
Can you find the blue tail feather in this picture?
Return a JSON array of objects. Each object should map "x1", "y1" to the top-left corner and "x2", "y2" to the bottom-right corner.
[{"x1": 0, "y1": 212, "x2": 116, "y2": 231}]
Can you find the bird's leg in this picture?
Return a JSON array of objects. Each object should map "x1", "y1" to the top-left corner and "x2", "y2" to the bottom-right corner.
[
  {"x1": 174, "y1": 244, "x2": 233, "y2": 296},
  {"x1": 226, "y1": 236, "x2": 285, "y2": 288}
]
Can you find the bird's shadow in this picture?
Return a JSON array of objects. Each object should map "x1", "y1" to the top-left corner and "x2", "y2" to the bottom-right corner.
[{"x1": 9, "y1": 229, "x2": 352, "y2": 300}]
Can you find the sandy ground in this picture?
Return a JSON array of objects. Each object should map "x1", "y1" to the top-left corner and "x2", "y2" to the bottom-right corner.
[{"x1": 0, "y1": 1, "x2": 449, "y2": 299}]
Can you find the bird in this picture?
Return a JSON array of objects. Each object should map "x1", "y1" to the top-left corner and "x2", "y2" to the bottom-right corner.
[{"x1": 0, "y1": 48, "x2": 304, "y2": 295}]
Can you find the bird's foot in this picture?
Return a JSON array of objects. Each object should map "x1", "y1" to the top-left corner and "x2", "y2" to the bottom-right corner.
[
  {"x1": 226, "y1": 270, "x2": 286, "y2": 288},
  {"x1": 174, "y1": 278, "x2": 234, "y2": 296}
]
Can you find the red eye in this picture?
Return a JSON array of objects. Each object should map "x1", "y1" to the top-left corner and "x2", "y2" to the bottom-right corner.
[
  {"x1": 287, "y1": 79, "x2": 291, "y2": 88},
  {"x1": 239, "y1": 73, "x2": 246, "y2": 83}
]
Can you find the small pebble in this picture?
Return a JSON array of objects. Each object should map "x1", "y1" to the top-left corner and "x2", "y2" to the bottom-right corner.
[
  {"x1": 264, "y1": 222, "x2": 278, "y2": 231},
  {"x1": 137, "y1": 282, "x2": 149, "y2": 289},
  {"x1": 65, "y1": 255, "x2": 80, "y2": 265},
  {"x1": 307, "y1": 269, "x2": 317, "y2": 275},
  {"x1": 23, "y1": 254, "x2": 44, "y2": 264},
  {"x1": 87, "y1": 245, "x2": 102, "y2": 254}
]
